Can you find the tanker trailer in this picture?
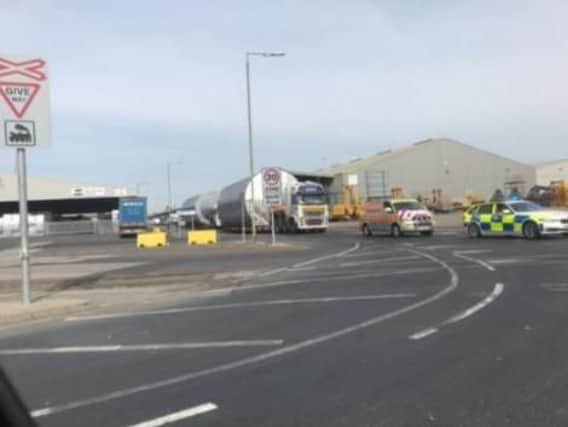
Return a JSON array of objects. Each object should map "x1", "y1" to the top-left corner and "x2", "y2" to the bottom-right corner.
[{"x1": 218, "y1": 168, "x2": 328, "y2": 233}]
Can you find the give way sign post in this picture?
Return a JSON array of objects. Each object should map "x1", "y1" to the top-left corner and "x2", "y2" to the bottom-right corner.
[{"x1": 0, "y1": 53, "x2": 52, "y2": 305}]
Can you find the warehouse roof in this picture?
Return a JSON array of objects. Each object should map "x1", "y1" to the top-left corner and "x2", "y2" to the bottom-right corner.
[
  {"x1": 316, "y1": 137, "x2": 531, "y2": 176},
  {"x1": 534, "y1": 158, "x2": 568, "y2": 167}
]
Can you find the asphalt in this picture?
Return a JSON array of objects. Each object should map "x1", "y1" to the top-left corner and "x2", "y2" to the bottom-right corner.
[{"x1": 2, "y1": 228, "x2": 568, "y2": 426}]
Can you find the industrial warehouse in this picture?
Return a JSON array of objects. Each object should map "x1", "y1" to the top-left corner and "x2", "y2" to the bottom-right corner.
[{"x1": 320, "y1": 138, "x2": 536, "y2": 216}]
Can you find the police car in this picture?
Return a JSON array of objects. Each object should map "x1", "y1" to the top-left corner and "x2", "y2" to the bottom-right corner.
[{"x1": 464, "y1": 200, "x2": 568, "y2": 239}]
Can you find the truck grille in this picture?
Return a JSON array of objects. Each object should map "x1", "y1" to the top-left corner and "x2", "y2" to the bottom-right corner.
[{"x1": 305, "y1": 219, "x2": 323, "y2": 226}]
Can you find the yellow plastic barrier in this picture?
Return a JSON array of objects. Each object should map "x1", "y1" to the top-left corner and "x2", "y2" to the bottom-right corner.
[
  {"x1": 137, "y1": 230, "x2": 167, "y2": 248},
  {"x1": 188, "y1": 229, "x2": 217, "y2": 245}
]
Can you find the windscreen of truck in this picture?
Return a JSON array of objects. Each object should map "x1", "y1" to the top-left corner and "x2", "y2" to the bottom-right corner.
[{"x1": 298, "y1": 185, "x2": 326, "y2": 204}]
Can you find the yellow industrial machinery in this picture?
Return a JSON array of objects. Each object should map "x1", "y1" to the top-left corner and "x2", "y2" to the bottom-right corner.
[
  {"x1": 390, "y1": 187, "x2": 404, "y2": 199},
  {"x1": 551, "y1": 180, "x2": 568, "y2": 206},
  {"x1": 330, "y1": 185, "x2": 360, "y2": 220},
  {"x1": 526, "y1": 180, "x2": 568, "y2": 207},
  {"x1": 452, "y1": 192, "x2": 485, "y2": 211}
]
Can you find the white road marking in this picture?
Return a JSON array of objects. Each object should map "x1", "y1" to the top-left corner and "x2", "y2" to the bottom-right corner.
[
  {"x1": 339, "y1": 255, "x2": 421, "y2": 267},
  {"x1": 454, "y1": 249, "x2": 492, "y2": 255},
  {"x1": 230, "y1": 243, "x2": 360, "y2": 284},
  {"x1": 409, "y1": 328, "x2": 439, "y2": 340},
  {"x1": 0, "y1": 341, "x2": 284, "y2": 356},
  {"x1": 127, "y1": 402, "x2": 218, "y2": 427},
  {"x1": 416, "y1": 244, "x2": 458, "y2": 251},
  {"x1": 292, "y1": 242, "x2": 360, "y2": 268},
  {"x1": 289, "y1": 266, "x2": 317, "y2": 272},
  {"x1": 66, "y1": 294, "x2": 417, "y2": 322},
  {"x1": 33, "y1": 247, "x2": 458, "y2": 418},
  {"x1": 487, "y1": 258, "x2": 523, "y2": 265},
  {"x1": 453, "y1": 252, "x2": 496, "y2": 271},
  {"x1": 257, "y1": 267, "x2": 289, "y2": 277},
  {"x1": 409, "y1": 283, "x2": 504, "y2": 340},
  {"x1": 341, "y1": 248, "x2": 406, "y2": 258},
  {"x1": 446, "y1": 283, "x2": 504, "y2": 324}
]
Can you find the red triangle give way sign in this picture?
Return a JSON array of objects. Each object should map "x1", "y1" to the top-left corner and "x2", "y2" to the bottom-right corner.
[{"x1": 0, "y1": 81, "x2": 40, "y2": 118}]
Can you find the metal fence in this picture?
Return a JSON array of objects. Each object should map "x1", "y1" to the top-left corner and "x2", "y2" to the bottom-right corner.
[
  {"x1": 45, "y1": 220, "x2": 117, "y2": 236},
  {"x1": 0, "y1": 220, "x2": 118, "y2": 238}
]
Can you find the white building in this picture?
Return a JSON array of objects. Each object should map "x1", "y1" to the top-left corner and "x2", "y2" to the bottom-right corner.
[
  {"x1": 318, "y1": 138, "x2": 536, "y2": 204},
  {"x1": 535, "y1": 159, "x2": 568, "y2": 186}
]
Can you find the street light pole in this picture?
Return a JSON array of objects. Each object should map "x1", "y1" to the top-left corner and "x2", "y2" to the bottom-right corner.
[
  {"x1": 245, "y1": 51, "x2": 285, "y2": 241},
  {"x1": 245, "y1": 54, "x2": 256, "y2": 241},
  {"x1": 167, "y1": 161, "x2": 172, "y2": 211},
  {"x1": 135, "y1": 182, "x2": 147, "y2": 196},
  {"x1": 166, "y1": 160, "x2": 182, "y2": 211}
]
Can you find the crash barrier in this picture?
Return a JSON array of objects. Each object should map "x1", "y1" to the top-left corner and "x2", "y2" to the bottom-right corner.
[
  {"x1": 137, "y1": 228, "x2": 167, "y2": 248},
  {"x1": 188, "y1": 229, "x2": 217, "y2": 245}
]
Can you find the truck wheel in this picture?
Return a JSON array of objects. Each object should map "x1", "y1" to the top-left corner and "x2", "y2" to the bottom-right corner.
[
  {"x1": 523, "y1": 221, "x2": 540, "y2": 240},
  {"x1": 467, "y1": 223, "x2": 481, "y2": 238},
  {"x1": 362, "y1": 224, "x2": 372, "y2": 237},
  {"x1": 288, "y1": 219, "x2": 298, "y2": 233},
  {"x1": 391, "y1": 224, "x2": 401, "y2": 238}
]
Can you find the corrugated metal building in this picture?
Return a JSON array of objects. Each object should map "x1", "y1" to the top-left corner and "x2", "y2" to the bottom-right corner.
[
  {"x1": 535, "y1": 159, "x2": 568, "y2": 185},
  {"x1": 318, "y1": 138, "x2": 536, "y2": 204}
]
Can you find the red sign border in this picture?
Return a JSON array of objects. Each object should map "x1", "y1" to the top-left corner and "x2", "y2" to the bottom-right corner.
[
  {"x1": 263, "y1": 168, "x2": 281, "y2": 186},
  {"x1": 0, "y1": 58, "x2": 46, "y2": 81},
  {"x1": 0, "y1": 81, "x2": 41, "y2": 119}
]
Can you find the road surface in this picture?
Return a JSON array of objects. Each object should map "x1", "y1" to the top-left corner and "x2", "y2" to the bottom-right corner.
[{"x1": 1, "y1": 230, "x2": 568, "y2": 426}]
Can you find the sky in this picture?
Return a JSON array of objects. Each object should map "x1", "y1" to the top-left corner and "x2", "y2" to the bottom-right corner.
[{"x1": 0, "y1": 0, "x2": 567, "y2": 210}]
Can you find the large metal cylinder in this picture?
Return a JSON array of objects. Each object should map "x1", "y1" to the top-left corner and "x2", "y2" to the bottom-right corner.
[{"x1": 217, "y1": 168, "x2": 298, "y2": 230}]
